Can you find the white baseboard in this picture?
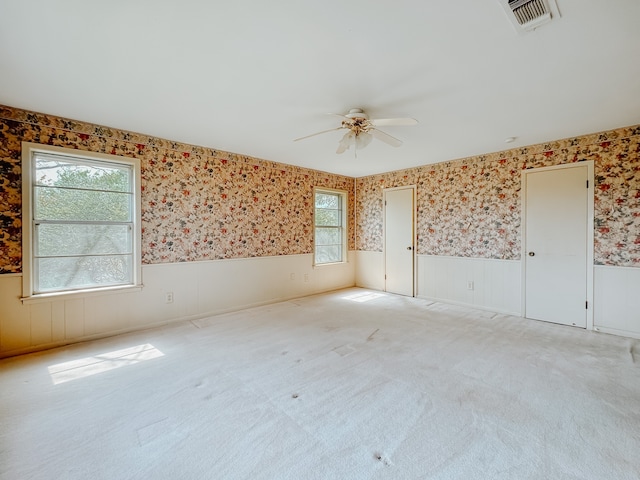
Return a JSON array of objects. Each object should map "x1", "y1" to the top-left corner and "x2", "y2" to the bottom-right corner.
[{"x1": 416, "y1": 295, "x2": 522, "y2": 317}]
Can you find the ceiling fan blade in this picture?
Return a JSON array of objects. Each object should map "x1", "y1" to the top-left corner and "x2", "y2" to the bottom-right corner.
[
  {"x1": 370, "y1": 117, "x2": 418, "y2": 127},
  {"x1": 294, "y1": 127, "x2": 344, "y2": 142},
  {"x1": 370, "y1": 128, "x2": 403, "y2": 147},
  {"x1": 336, "y1": 131, "x2": 354, "y2": 154}
]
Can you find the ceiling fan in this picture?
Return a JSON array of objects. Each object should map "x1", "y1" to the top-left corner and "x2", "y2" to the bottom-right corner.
[{"x1": 294, "y1": 108, "x2": 418, "y2": 154}]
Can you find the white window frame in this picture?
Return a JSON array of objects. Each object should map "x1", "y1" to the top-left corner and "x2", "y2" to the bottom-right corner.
[
  {"x1": 21, "y1": 142, "x2": 142, "y2": 302},
  {"x1": 313, "y1": 187, "x2": 347, "y2": 266}
]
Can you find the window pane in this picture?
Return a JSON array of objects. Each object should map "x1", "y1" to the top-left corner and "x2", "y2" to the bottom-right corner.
[
  {"x1": 315, "y1": 193, "x2": 340, "y2": 209},
  {"x1": 35, "y1": 156, "x2": 131, "y2": 192},
  {"x1": 35, "y1": 255, "x2": 133, "y2": 293},
  {"x1": 24, "y1": 145, "x2": 140, "y2": 297},
  {"x1": 34, "y1": 186, "x2": 132, "y2": 222},
  {"x1": 315, "y1": 245, "x2": 342, "y2": 264},
  {"x1": 315, "y1": 209, "x2": 340, "y2": 226},
  {"x1": 36, "y1": 224, "x2": 132, "y2": 256},
  {"x1": 314, "y1": 189, "x2": 346, "y2": 265},
  {"x1": 315, "y1": 227, "x2": 342, "y2": 246}
]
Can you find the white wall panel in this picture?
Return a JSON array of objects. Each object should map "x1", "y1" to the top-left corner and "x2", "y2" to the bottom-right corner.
[
  {"x1": 83, "y1": 291, "x2": 137, "y2": 336},
  {"x1": 64, "y1": 299, "x2": 85, "y2": 339},
  {"x1": 0, "y1": 275, "x2": 31, "y2": 352},
  {"x1": 30, "y1": 302, "x2": 52, "y2": 346},
  {"x1": 51, "y1": 301, "x2": 66, "y2": 342},
  {"x1": 354, "y1": 252, "x2": 521, "y2": 315},
  {"x1": 418, "y1": 255, "x2": 522, "y2": 315},
  {"x1": 0, "y1": 253, "x2": 355, "y2": 358},
  {"x1": 142, "y1": 262, "x2": 198, "y2": 322},
  {"x1": 354, "y1": 251, "x2": 384, "y2": 291},
  {"x1": 594, "y1": 265, "x2": 640, "y2": 339},
  {"x1": 5, "y1": 254, "x2": 637, "y2": 357}
]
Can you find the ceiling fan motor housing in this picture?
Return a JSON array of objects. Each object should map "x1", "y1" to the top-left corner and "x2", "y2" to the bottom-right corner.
[
  {"x1": 342, "y1": 117, "x2": 371, "y2": 136},
  {"x1": 345, "y1": 108, "x2": 368, "y2": 120}
]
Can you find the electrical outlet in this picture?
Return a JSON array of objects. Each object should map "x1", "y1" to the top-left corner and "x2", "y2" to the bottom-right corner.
[
  {"x1": 467, "y1": 281, "x2": 474, "y2": 291},
  {"x1": 304, "y1": 274, "x2": 309, "y2": 283},
  {"x1": 165, "y1": 292, "x2": 174, "y2": 303},
  {"x1": 290, "y1": 273, "x2": 295, "y2": 280}
]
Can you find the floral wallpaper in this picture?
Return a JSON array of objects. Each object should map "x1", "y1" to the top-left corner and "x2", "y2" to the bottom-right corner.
[
  {"x1": 2, "y1": 105, "x2": 638, "y2": 274},
  {"x1": 356, "y1": 125, "x2": 640, "y2": 267},
  {"x1": 0, "y1": 105, "x2": 355, "y2": 274}
]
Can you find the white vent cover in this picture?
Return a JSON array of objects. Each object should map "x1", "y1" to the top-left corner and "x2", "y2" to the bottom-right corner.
[{"x1": 500, "y1": 0, "x2": 560, "y2": 32}]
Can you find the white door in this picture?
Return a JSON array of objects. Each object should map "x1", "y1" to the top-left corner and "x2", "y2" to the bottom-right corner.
[
  {"x1": 524, "y1": 164, "x2": 590, "y2": 327},
  {"x1": 384, "y1": 187, "x2": 415, "y2": 296}
]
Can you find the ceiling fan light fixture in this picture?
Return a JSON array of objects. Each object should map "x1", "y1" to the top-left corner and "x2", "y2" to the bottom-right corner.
[
  {"x1": 336, "y1": 131, "x2": 355, "y2": 154},
  {"x1": 355, "y1": 132, "x2": 373, "y2": 150}
]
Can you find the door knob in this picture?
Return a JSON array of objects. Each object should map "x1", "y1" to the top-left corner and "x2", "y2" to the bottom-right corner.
[
  {"x1": 528, "y1": 251, "x2": 535, "y2": 256},
  {"x1": 407, "y1": 246, "x2": 413, "y2": 251}
]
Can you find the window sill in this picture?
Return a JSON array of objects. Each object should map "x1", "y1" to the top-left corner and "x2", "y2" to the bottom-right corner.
[
  {"x1": 313, "y1": 260, "x2": 348, "y2": 268},
  {"x1": 21, "y1": 284, "x2": 144, "y2": 304}
]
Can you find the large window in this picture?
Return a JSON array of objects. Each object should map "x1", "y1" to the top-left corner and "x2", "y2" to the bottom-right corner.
[
  {"x1": 22, "y1": 143, "x2": 141, "y2": 298},
  {"x1": 314, "y1": 188, "x2": 347, "y2": 265}
]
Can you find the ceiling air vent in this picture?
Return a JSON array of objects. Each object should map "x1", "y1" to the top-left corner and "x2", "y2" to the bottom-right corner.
[{"x1": 500, "y1": 0, "x2": 560, "y2": 32}]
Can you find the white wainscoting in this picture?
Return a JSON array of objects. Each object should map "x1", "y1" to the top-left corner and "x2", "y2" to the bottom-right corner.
[
  {"x1": 594, "y1": 265, "x2": 640, "y2": 339},
  {"x1": 417, "y1": 255, "x2": 522, "y2": 316},
  {"x1": 354, "y1": 252, "x2": 522, "y2": 316},
  {"x1": 354, "y1": 251, "x2": 385, "y2": 291},
  {"x1": 0, "y1": 252, "x2": 355, "y2": 358}
]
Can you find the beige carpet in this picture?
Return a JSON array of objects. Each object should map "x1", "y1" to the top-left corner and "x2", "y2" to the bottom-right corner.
[{"x1": 1, "y1": 288, "x2": 639, "y2": 479}]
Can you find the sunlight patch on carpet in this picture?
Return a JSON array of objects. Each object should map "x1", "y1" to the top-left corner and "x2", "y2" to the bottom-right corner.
[
  {"x1": 341, "y1": 291, "x2": 386, "y2": 303},
  {"x1": 48, "y1": 344, "x2": 164, "y2": 385}
]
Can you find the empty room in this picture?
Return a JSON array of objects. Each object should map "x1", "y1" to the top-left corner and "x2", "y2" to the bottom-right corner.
[{"x1": 1, "y1": 1, "x2": 639, "y2": 479}]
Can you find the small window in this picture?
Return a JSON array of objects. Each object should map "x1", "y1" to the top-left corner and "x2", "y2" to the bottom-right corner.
[
  {"x1": 22, "y1": 143, "x2": 141, "y2": 298},
  {"x1": 314, "y1": 188, "x2": 347, "y2": 265}
]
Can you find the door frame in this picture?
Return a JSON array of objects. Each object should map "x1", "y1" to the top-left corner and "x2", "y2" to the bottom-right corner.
[
  {"x1": 383, "y1": 185, "x2": 417, "y2": 296},
  {"x1": 520, "y1": 161, "x2": 595, "y2": 330}
]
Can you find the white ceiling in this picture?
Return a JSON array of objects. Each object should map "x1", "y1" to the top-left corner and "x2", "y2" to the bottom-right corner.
[{"x1": 1, "y1": 1, "x2": 639, "y2": 177}]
